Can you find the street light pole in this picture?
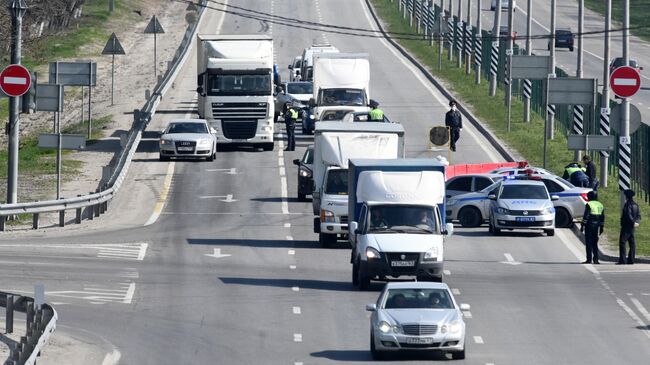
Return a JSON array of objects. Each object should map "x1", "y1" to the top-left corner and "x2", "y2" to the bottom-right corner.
[
  {"x1": 546, "y1": 0, "x2": 556, "y2": 140},
  {"x1": 599, "y1": 0, "x2": 611, "y2": 188},
  {"x1": 573, "y1": 0, "x2": 585, "y2": 161},
  {"x1": 489, "y1": 0, "x2": 502, "y2": 96},
  {"x1": 456, "y1": 0, "x2": 463, "y2": 68},
  {"x1": 475, "y1": 0, "x2": 482, "y2": 84},
  {"x1": 619, "y1": 0, "x2": 632, "y2": 201},
  {"x1": 506, "y1": 0, "x2": 514, "y2": 132},
  {"x1": 523, "y1": 0, "x2": 532, "y2": 122},
  {"x1": 6, "y1": 0, "x2": 28, "y2": 206}
]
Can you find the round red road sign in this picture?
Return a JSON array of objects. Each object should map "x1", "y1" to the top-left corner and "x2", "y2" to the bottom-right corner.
[
  {"x1": 0, "y1": 64, "x2": 31, "y2": 97},
  {"x1": 610, "y1": 66, "x2": 641, "y2": 98}
]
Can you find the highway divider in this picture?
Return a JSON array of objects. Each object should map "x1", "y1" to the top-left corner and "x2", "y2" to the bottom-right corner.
[{"x1": 0, "y1": 1, "x2": 209, "y2": 231}]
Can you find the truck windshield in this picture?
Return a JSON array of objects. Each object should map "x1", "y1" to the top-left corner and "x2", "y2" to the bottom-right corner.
[
  {"x1": 325, "y1": 169, "x2": 348, "y2": 195},
  {"x1": 368, "y1": 205, "x2": 438, "y2": 234},
  {"x1": 319, "y1": 89, "x2": 366, "y2": 106},
  {"x1": 208, "y1": 73, "x2": 272, "y2": 96}
]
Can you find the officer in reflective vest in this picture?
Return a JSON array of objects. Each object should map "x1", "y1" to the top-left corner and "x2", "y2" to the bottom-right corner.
[
  {"x1": 562, "y1": 162, "x2": 589, "y2": 187},
  {"x1": 284, "y1": 102, "x2": 298, "y2": 151},
  {"x1": 580, "y1": 191, "x2": 605, "y2": 264},
  {"x1": 368, "y1": 99, "x2": 384, "y2": 121}
]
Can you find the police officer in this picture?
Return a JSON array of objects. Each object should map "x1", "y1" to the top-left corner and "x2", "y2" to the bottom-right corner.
[
  {"x1": 580, "y1": 191, "x2": 604, "y2": 264},
  {"x1": 284, "y1": 102, "x2": 297, "y2": 151},
  {"x1": 582, "y1": 155, "x2": 598, "y2": 190},
  {"x1": 445, "y1": 100, "x2": 462, "y2": 152},
  {"x1": 368, "y1": 99, "x2": 384, "y2": 121},
  {"x1": 562, "y1": 162, "x2": 589, "y2": 187},
  {"x1": 618, "y1": 189, "x2": 641, "y2": 265}
]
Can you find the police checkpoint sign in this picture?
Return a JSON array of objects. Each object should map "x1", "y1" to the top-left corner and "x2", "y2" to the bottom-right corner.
[
  {"x1": 0, "y1": 64, "x2": 31, "y2": 97},
  {"x1": 610, "y1": 66, "x2": 641, "y2": 98}
]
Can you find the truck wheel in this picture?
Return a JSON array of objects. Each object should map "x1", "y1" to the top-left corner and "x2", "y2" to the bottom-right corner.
[
  {"x1": 262, "y1": 143, "x2": 274, "y2": 152},
  {"x1": 357, "y1": 261, "x2": 371, "y2": 291},
  {"x1": 459, "y1": 207, "x2": 482, "y2": 227}
]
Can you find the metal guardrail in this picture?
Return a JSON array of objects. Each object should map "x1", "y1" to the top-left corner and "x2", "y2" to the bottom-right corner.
[
  {"x1": 1, "y1": 291, "x2": 57, "y2": 365},
  {"x1": 0, "y1": 1, "x2": 208, "y2": 230}
]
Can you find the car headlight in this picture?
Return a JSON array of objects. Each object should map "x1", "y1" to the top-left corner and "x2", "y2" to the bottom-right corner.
[
  {"x1": 299, "y1": 167, "x2": 312, "y2": 178},
  {"x1": 541, "y1": 207, "x2": 553, "y2": 215},
  {"x1": 497, "y1": 207, "x2": 510, "y2": 214},
  {"x1": 197, "y1": 139, "x2": 211, "y2": 146},
  {"x1": 423, "y1": 246, "x2": 438, "y2": 261},
  {"x1": 309, "y1": 114, "x2": 315, "y2": 119},
  {"x1": 447, "y1": 199, "x2": 457, "y2": 207},
  {"x1": 449, "y1": 320, "x2": 461, "y2": 333},
  {"x1": 320, "y1": 209, "x2": 335, "y2": 223},
  {"x1": 366, "y1": 247, "x2": 381, "y2": 260},
  {"x1": 378, "y1": 321, "x2": 392, "y2": 333},
  {"x1": 160, "y1": 139, "x2": 172, "y2": 145}
]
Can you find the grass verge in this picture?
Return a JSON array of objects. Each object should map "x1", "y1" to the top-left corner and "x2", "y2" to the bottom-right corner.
[
  {"x1": 371, "y1": 0, "x2": 650, "y2": 256},
  {"x1": 584, "y1": 0, "x2": 650, "y2": 43}
]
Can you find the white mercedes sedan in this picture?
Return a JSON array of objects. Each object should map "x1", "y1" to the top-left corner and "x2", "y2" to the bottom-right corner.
[
  {"x1": 159, "y1": 119, "x2": 217, "y2": 161},
  {"x1": 366, "y1": 282, "x2": 469, "y2": 360}
]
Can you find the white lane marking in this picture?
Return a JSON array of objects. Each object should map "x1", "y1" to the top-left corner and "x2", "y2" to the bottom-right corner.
[
  {"x1": 295, "y1": 363, "x2": 304, "y2": 365},
  {"x1": 199, "y1": 195, "x2": 227, "y2": 199},
  {"x1": 288, "y1": 249, "x2": 295, "y2": 255},
  {"x1": 280, "y1": 167, "x2": 286, "y2": 177},
  {"x1": 278, "y1": 157, "x2": 284, "y2": 166},
  {"x1": 293, "y1": 306, "x2": 301, "y2": 314},
  {"x1": 144, "y1": 161, "x2": 176, "y2": 226},
  {"x1": 206, "y1": 168, "x2": 237, "y2": 174},
  {"x1": 463, "y1": 311, "x2": 473, "y2": 318},
  {"x1": 616, "y1": 298, "x2": 650, "y2": 339},
  {"x1": 161, "y1": 211, "x2": 307, "y2": 215},
  {"x1": 101, "y1": 350, "x2": 122, "y2": 365},
  {"x1": 642, "y1": 293, "x2": 650, "y2": 296},
  {"x1": 292, "y1": 286, "x2": 300, "y2": 292},
  {"x1": 286, "y1": 236, "x2": 294, "y2": 241},
  {"x1": 452, "y1": 288, "x2": 461, "y2": 295},
  {"x1": 289, "y1": 265, "x2": 297, "y2": 270},
  {"x1": 599, "y1": 270, "x2": 650, "y2": 274},
  {"x1": 358, "y1": 0, "x2": 500, "y2": 163},
  {"x1": 123, "y1": 282, "x2": 136, "y2": 304},
  {"x1": 204, "y1": 248, "x2": 231, "y2": 259},
  {"x1": 443, "y1": 269, "x2": 451, "y2": 276},
  {"x1": 284, "y1": 223, "x2": 291, "y2": 228},
  {"x1": 280, "y1": 176, "x2": 290, "y2": 214},
  {"x1": 293, "y1": 333, "x2": 303, "y2": 342},
  {"x1": 556, "y1": 229, "x2": 598, "y2": 274},
  {"x1": 630, "y1": 297, "x2": 650, "y2": 323},
  {"x1": 473, "y1": 336, "x2": 484, "y2": 344},
  {"x1": 502, "y1": 252, "x2": 522, "y2": 265}
]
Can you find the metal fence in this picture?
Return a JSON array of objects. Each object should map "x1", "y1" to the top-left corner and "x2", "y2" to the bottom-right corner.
[{"x1": 396, "y1": 0, "x2": 649, "y2": 203}]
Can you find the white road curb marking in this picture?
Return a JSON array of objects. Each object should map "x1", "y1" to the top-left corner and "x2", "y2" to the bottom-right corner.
[
  {"x1": 473, "y1": 336, "x2": 484, "y2": 344},
  {"x1": 284, "y1": 223, "x2": 291, "y2": 228},
  {"x1": 289, "y1": 265, "x2": 296, "y2": 270},
  {"x1": 631, "y1": 297, "x2": 650, "y2": 323},
  {"x1": 286, "y1": 236, "x2": 294, "y2": 241}
]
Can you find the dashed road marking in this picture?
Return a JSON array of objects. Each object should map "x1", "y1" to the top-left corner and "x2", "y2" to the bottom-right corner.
[
  {"x1": 284, "y1": 223, "x2": 291, "y2": 228},
  {"x1": 473, "y1": 336, "x2": 484, "y2": 344},
  {"x1": 631, "y1": 297, "x2": 650, "y2": 323},
  {"x1": 292, "y1": 286, "x2": 300, "y2": 292},
  {"x1": 289, "y1": 265, "x2": 297, "y2": 270},
  {"x1": 288, "y1": 249, "x2": 295, "y2": 255},
  {"x1": 463, "y1": 311, "x2": 473, "y2": 318},
  {"x1": 278, "y1": 157, "x2": 284, "y2": 166},
  {"x1": 293, "y1": 333, "x2": 303, "y2": 342},
  {"x1": 452, "y1": 288, "x2": 461, "y2": 295},
  {"x1": 280, "y1": 167, "x2": 286, "y2": 177},
  {"x1": 286, "y1": 236, "x2": 294, "y2": 241},
  {"x1": 443, "y1": 269, "x2": 451, "y2": 276},
  {"x1": 293, "y1": 306, "x2": 301, "y2": 314}
]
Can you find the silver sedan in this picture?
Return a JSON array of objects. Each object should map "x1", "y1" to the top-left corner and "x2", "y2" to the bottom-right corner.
[
  {"x1": 159, "y1": 119, "x2": 217, "y2": 161},
  {"x1": 367, "y1": 282, "x2": 469, "y2": 360}
]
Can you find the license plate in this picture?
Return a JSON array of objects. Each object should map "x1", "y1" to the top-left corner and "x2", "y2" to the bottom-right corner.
[
  {"x1": 177, "y1": 147, "x2": 193, "y2": 151},
  {"x1": 515, "y1": 217, "x2": 535, "y2": 222},
  {"x1": 406, "y1": 337, "x2": 434, "y2": 344},
  {"x1": 391, "y1": 260, "x2": 415, "y2": 267}
]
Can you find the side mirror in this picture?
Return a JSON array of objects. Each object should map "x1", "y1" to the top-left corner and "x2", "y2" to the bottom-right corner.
[
  {"x1": 288, "y1": 64, "x2": 293, "y2": 69},
  {"x1": 444, "y1": 223, "x2": 454, "y2": 236},
  {"x1": 293, "y1": 159, "x2": 300, "y2": 166},
  {"x1": 488, "y1": 194, "x2": 497, "y2": 200},
  {"x1": 459, "y1": 303, "x2": 471, "y2": 311},
  {"x1": 350, "y1": 221, "x2": 359, "y2": 235},
  {"x1": 551, "y1": 195, "x2": 560, "y2": 201},
  {"x1": 366, "y1": 303, "x2": 377, "y2": 312},
  {"x1": 196, "y1": 86, "x2": 204, "y2": 96},
  {"x1": 308, "y1": 98, "x2": 316, "y2": 108}
]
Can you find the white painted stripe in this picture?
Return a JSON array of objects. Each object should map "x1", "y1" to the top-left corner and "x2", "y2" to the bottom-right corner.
[
  {"x1": 293, "y1": 306, "x2": 301, "y2": 314},
  {"x1": 144, "y1": 161, "x2": 175, "y2": 226},
  {"x1": 284, "y1": 223, "x2": 291, "y2": 228},
  {"x1": 443, "y1": 269, "x2": 451, "y2": 276},
  {"x1": 289, "y1": 265, "x2": 296, "y2": 270},
  {"x1": 599, "y1": 269, "x2": 650, "y2": 274},
  {"x1": 293, "y1": 333, "x2": 303, "y2": 342},
  {"x1": 463, "y1": 311, "x2": 472, "y2": 318},
  {"x1": 123, "y1": 282, "x2": 136, "y2": 304},
  {"x1": 631, "y1": 297, "x2": 650, "y2": 323},
  {"x1": 280, "y1": 177, "x2": 289, "y2": 214},
  {"x1": 613, "y1": 78, "x2": 638, "y2": 86},
  {"x1": 101, "y1": 350, "x2": 122, "y2": 365},
  {"x1": 473, "y1": 336, "x2": 484, "y2": 344},
  {"x1": 278, "y1": 157, "x2": 284, "y2": 166},
  {"x1": 3, "y1": 76, "x2": 27, "y2": 85},
  {"x1": 452, "y1": 288, "x2": 461, "y2": 295},
  {"x1": 295, "y1": 363, "x2": 303, "y2": 365},
  {"x1": 279, "y1": 166, "x2": 286, "y2": 176},
  {"x1": 286, "y1": 235, "x2": 294, "y2": 241},
  {"x1": 292, "y1": 286, "x2": 300, "y2": 292},
  {"x1": 288, "y1": 249, "x2": 295, "y2": 255},
  {"x1": 616, "y1": 298, "x2": 650, "y2": 339},
  {"x1": 137, "y1": 243, "x2": 148, "y2": 260}
]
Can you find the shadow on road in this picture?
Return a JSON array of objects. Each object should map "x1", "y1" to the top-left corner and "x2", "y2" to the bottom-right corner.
[
  {"x1": 310, "y1": 349, "x2": 449, "y2": 361},
  {"x1": 219, "y1": 277, "x2": 358, "y2": 292},
  {"x1": 188, "y1": 238, "x2": 318, "y2": 249}
]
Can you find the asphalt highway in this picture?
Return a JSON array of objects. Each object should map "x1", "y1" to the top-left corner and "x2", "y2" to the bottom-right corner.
[{"x1": 0, "y1": 0, "x2": 649, "y2": 364}]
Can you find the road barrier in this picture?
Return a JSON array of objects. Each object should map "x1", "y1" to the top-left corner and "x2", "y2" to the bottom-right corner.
[
  {"x1": 0, "y1": 1, "x2": 209, "y2": 230},
  {"x1": 1, "y1": 291, "x2": 57, "y2": 365}
]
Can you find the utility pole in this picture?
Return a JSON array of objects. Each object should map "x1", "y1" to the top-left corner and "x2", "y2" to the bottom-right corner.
[
  {"x1": 546, "y1": 0, "x2": 556, "y2": 140},
  {"x1": 573, "y1": 0, "x2": 585, "y2": 161},
  {"x1": 506, "y1": 0, "x2": 514, "y2": 132},
  {"x1": 489, "y1": 0, "x2": 502, "y2": 96},
  {"x1": 523, "y1": 0, "x2": 532, "y2": 122},
  {"x1": 599, "y1": 0, "x2": 611, "y2": 188},
  {"x1": 475, "y1": 0, "x2": 482, "y2": 84},
  {"x1": 6, "y1": 0, "x2": 28, "y2": 206},
  {"x1": 448, "y1": 0, "x2": 454, "y2": 61},
  {"x1": 439, "y1": 0, "x2": 445, "y2": 70},
  {"x1": 456, "y1": 0, "x2": 463, "y2": 68},
  {"x1": 465, "y1": 0, "x2": 472, "y2": 74},
  {"x1": 619, "y1": 0, "x2": 632, "y2": 200}
]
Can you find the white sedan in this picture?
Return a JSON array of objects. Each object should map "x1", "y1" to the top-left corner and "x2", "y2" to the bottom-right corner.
[
  {"x1": 159, "y1": 119, "x2": 217, "y2": 161},
  {"x1": 367, "y1": 282, "x2": 469, "y2": 360}
]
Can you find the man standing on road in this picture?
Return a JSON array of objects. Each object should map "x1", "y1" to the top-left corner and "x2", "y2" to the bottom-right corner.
[
  {"x1": 368, "y1": 99, "x2": 384, "y2": 121},
  {"x1": 284, "y1": 102, "x2": 297, "y2": 151},
  {"x1": 582, "y1": 155, "x2": 598, "y2": 190},
  {"x1": 618, "y1": 189, "x2": 641, "y2": 265},
  {"x1": 580, "y1": 191, "x2": 604, "y2": 264},
  {"x1": 445, "y1": 100, "x2": 462, "y2": 152}
]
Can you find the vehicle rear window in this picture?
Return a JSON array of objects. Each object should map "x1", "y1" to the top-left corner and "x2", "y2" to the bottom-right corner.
[
  {"x1": 384, "y1": 289, "x2": 453, "y2": 309},
  {"x1": 499, "y1": 184, "x2": 549, "y2": 199}
]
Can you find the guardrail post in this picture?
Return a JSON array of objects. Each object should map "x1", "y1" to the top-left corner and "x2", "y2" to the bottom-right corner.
[
  {"x1": 59, "y1": 209, "x2": 65, "y2": 227},
  {"x1": 26, "y1": 301, "x2": 34, "y2": 329},
  {"x1": 0, "y1": 216, "x2": 5, "y2": 232},
  {"x1": 6, "y1": 294, "x2": 14, "y2": 333},
  {"x1": 76, "y1": 195, "x2": 83, "y2": 223},
  {"x1": 32, "y1": 213, "x2": 39, "y2": 229}
]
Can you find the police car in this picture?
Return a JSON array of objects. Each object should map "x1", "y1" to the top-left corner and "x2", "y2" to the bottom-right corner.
[
  {"x1": 446, "y1": 174, "x2": 590, "y2": 228},
  {"x1": 487, "y1": 178, "x2": 557, "y2": 236}
]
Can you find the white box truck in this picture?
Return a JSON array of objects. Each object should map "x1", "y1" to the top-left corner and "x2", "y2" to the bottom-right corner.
[
  {"x1": 196, "y1": 35, "x2": 275, "y2": 151},
  {"x1": 348, "y1": 159, "x2": 454, "y2": 290},
  {"x1": 300, "y1": 43, "x2": 339, "y2": 81},
  {"x1": 312, "y1": 122, "x2": 405, "y2": 247},
  {"x1": 310, "y1": 53, "x2": 371, "y2": 122}
]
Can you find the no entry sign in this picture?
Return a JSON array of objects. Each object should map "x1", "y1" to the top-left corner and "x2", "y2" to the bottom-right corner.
[
  {"x1": 610, "y1": 66, "x2": 641, "y2": 98},
  {"x1": 0, "y1": 64, "x2": 31, "y2": 97}
]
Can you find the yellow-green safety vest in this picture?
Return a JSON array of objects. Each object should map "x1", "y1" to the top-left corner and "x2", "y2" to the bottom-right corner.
[
  {"x1": 369, "y1": 108, "x2": 384, "y2": 120},
  {"x1": 289, "y1": 109, "x2": 299, "y2": 119},
  {"x1": 565, "y1": 166, "x2": 584, "y2": 175},
  {"x1": 587, "y1": 200, "x2": 604, "y2": 215}
]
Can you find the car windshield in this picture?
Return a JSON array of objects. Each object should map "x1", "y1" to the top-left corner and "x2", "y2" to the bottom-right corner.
[
  {"x1": 303, "y1": 148, "x2": 314, "y2": 164},
  {"x1": 167, "y1": 123, "x2": 208, "y2": 134},
  {"x1": 287, "y1": 83, "x2": 313, "y2": 94},
  {"x1": 325, "y1": 169, "x2": 348, "y2": 195},
  {"x1": 368, "y1": 205, "x2": 438, "y2": 233},
  {"x1": 207, "y1": 73, "x2": 272, "y2": 96},
  {"x1": 383, "y1": 289, "x2": 453, "y2": 309},
  {"x1": 499, "y1": 184, "x2": 549, "y2": 199},
  {"x1": 320, "y1": 89, "x2": 366, "y2": 106}
]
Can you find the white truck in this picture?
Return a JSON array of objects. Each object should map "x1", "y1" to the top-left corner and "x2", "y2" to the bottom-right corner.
[
  {"x1": 300, "y1": 44, "x2": 339, "y2": 81},
  {"x1": 311, "y1": 122, "x2": 405, "y2": 247},
  {"x1": 348, "y1": 159, "x2": 454, "y2": 290},
  {"x1": 310, "y1": 53, "x2": 371, "y2": 122},
  {"x1": 196, "y1": 35, "x2": 275, "y2": 151}
]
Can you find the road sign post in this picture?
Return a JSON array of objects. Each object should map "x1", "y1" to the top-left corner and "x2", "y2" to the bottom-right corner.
[
  {"x1": 144, "y1": 15, "x2": 165, "y2": 82},
  {"x1": 102, "y1": 33, "x2": 126, "y2": 106}
]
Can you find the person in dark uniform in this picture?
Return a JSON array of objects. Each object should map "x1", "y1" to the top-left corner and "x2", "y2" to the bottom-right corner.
[
  {"x1": 618, "y1": 189, "x2": 641, "y2": 265},
  {"x1": 445, "y1": 100, "x2": 462, "y2": 152},
  {"x1": 284, "y1": 102, "x2": 297, "y2": 151},
  {"x1": 582, "y1": 155, "x2": 598, "y2": 190},
  {"x1": 580, "y1": 191, "x2": 604, "y2": 264}
]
